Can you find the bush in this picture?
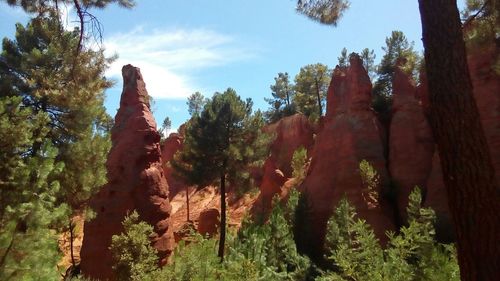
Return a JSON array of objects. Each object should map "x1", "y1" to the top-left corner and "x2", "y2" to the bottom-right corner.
[
  {"x1": 109, "y1": 211, "x2": 160, "y2": 281},
  {"x1": 291, "y1": 147, "x2": 309, "y2": 181},
  {"x1": 319, "y1": 188, "x2": 460, "y2": 281}
]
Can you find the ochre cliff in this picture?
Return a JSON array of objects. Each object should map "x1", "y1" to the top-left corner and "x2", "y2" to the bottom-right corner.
[
  {"x1": 80, "y1": 65, "x2": 174, "y2": 280},
  {"x1": 254, "y1": 114, "x2": 315, "y2": 214},
  {"x1": 298, "y1": 55, "x2": 395, "y2": 259},
  {"x1": 161, "y1": 132, "x2": 187, "y2": 199},
  {"x1": 389, "y1": 60, "x2": 434, "y2": 224}
]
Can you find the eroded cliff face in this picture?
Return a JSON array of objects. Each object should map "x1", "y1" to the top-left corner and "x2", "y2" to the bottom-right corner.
[
  {"x1": 254, "y1": 114, "x2": 315, "y2": 213},
  {"x1": 80, "y1": 65, "x2": 174, "y2": 280},
  {"x1": 161, "y1": 132, "x2": 186, "y2": 199},
  {"x1": 389, "y1": 61, "x2": 435, "y2": 224},
  {"x1": 78, "y1": 47, "x2": 498, "y2": 273},
  {"x1": 298, "y1": 55, "x2": 395, "y2": 258}
]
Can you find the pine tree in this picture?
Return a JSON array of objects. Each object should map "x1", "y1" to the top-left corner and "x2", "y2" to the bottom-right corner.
[
  {"x1": 296, "y1": 0, "x2": 350, "y2": 26},
  {"x1": 320, "y1": 188, "x2": 460, "y2": 281},
  {"x1": 0, "y1": 10, "x2": 114, "y2": 277},
  {"x1": 2, "y1": 0, "x2": 135, "y2": 55},
  {"x1": 110, "y1": 211, "x2": 160, "y2": 281},
  {"x1": 264, "y1": 72, "x2": 296, "y2": 123},
  {"x1": 373, "y1": 31, "x2": 419, "y2": 98},
  {"x1": 293, "y1": 63, "x2": 331, "y2": 120},
  {"x1": 291, "y1": 146, "x2": 309, "y2": 181},
  {"x1": 337, "y1": 47, "x2": 348, "y2": 67},
  {"x1": 186, "y1": 91, "x2": 207, "y2": 117},
  {"x1": 0, "y1": 11, "x2": 113, "y2": 208},
  {"x1": 172, "y1": 88, "x2": 269, "y2": 260},
  {"x1": 0, "y1": 97, "x2": 69, "y2": 280},
  {"x1": 462, "y1": 0, "x2": 499, "y2": 47},
  {"x1": 360, "y1": 48, "x2": 376, "y2": 81}
]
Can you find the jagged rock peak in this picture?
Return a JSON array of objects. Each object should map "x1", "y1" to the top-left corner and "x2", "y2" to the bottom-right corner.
[
  {"x1": 120, "y1": 64, "x2": 150, "y2": 108},
  {"x1": 326, "y1": 54, "x2": 372, "y2": 117},
  {"x1": 80, "y1": 65, "x2": 174, "y2": 281}
]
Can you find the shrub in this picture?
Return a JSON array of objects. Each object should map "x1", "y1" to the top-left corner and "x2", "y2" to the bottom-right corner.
[
  {"x1": 109, "y1": 211, "x2": 160, "y2": 281},
  {"x1": 291, "y1": 147, "x2": 309, "y2": 181},
  {"x1": 320, "y1": 188, "x2": 460, "y2": 281}
]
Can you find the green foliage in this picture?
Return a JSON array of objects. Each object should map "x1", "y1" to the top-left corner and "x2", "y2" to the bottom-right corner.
[
  {"x1": 173, "y1": 88, "x2": 268, "y2": 192},
  {"x1": 172, "y1": 88, "x2": 269, "y2": 259},
  {"x1": 296, "y1": 0, "x2": 351, "y2": 26},
  {"x1": 110, "y1": 211, "x2": 160, "y2": 281},
  {"x1": 371, "y1": 31, "x2": 420, "y2": 121},
  {"x1": 186, "y1": 92, "x2": 207, "y2": 117},
  {"x1": 163, "y1": 194, "x2": 309, "y2": 281},
  {"x1": 291, "y1": 146, "x2": 309, "y2": 181},
  {"x1": 159, "y1": 116, "x2": 172, "y2": 139},
  {"x1": 323, "y1": 197, "x2": 356, "y2": 263},
  {"x1": 320, "y1": 188, "x2": 460, "y2": 281},
  {"x1": 160, "y1": 233, "x2": 220, "y2": 281},
  {"x1": 359, "y1": 159, "x2": 380, "y2": 206},
  {"x1": 2, "y1": 0, "x2": 135, "y2": 14},
  {"x1": 265, "y1": 72, "x2": 297, "y2": 123},
  {"x1": 0, "y1": 97, "x2": 69, "y2": 279},
  {"x1": 0, "y1": 9, "x2": 116, "y2": 278},
  {"x1": 293, "y1": 63, "x2": 331, "y2": 121},
  {"x1": 337, "y1": 47, "x2": 348, "y2": 67},
  {"x1": 128, "y1": 188, "x2": 310, "y2": 281},
  {"x1": 373, "y1": 30, "x2": 420, "y2": 97},
  {"x1": 462, "y1": 0, "x2": 499, "y2": 47},
  {"x1": 0, "y1": 12, "x2": 112, "y2": 208},
  {"x1": 360, "y1": 48, "x2": 376, "y2": 81}
]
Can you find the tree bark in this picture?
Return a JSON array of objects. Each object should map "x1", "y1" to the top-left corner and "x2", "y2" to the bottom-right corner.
[
  {"x1": 186, "y1": 186, "x2": 190, "y2": 222},
  {"x1": 417, "y1": 1, "x2": 500, "y2": 280},
  {"x1": 315, "y1": 80, "x2": 323, "y2": 117},
  {"x1": 69, "y1": 219, "x2": 76, "y2": 268},
  {"x1": 217, "y1": 172, "x2": 227, "y2": 261}
]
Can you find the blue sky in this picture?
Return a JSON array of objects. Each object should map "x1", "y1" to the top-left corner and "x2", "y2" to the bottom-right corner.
[{"x1": 0, "y1": 1, "x2": 466, "y2": 132}]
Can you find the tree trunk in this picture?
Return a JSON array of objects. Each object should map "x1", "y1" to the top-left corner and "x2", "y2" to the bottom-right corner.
[
  {"x1": 315, "y1": 80, "x2": 322, "y2": 117},
  {"x1": 286, "y1": 84, "x2": 291, "y2": 106},
  {"x1": 417, "y1": 1, "x2": 500, "y2": 280},
  {"x1": 69, "y1": 219, "x2": 76, "y2": 268},
  {"x1": 217, "y1": 172, "x2": 227, "y2": 261},
  {"x1": 186, "y1": 186, "x2": 190, "y2": 222}
]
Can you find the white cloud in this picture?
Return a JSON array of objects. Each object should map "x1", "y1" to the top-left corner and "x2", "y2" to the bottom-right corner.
[{"x1": 104, "y1": 27, "x2": 256, "y2": 99}]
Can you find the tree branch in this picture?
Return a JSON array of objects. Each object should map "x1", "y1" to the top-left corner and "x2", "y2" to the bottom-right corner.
[
  {"x1": 73, "y1": 0, "x2": 84, "y2": 54},
  {"x1": 463, "y1": 0, "x2": 490, "y2": 28}
]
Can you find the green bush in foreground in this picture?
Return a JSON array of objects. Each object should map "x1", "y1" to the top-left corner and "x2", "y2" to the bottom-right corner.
[
  {"x1": 318, "y1": 188, "x2": 460, "y2": 281},
  {"x1": 107, "y1": 187, "x2": 458, "y2": 281},
  {"x1": 110, "y1": 211, "x2": 160, "y2": 281}
]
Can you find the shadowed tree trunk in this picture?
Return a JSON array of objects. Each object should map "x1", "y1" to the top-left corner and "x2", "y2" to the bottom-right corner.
[
  {"x1": 186, "y1": 186, "x2": 190, "y2": 222},
  {"x1": 217, "y1": 172, "x2": 227, "y2": 261},
  {"x1": 417, "y1": 1, "x2": 500, "y2": 280},
  {"x1": 315, "y1": 80, "x2": 323, "y2": 117}
]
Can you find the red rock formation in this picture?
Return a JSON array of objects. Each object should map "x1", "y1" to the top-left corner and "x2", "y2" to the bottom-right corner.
[
  {"x1": 254, "y1": 114, "x2": 314, "y2": 214},
  {"x1": 253, "y1": 160, "x2": 287, "y2": 214},
  {"x1": 263, "y1": 114, "x2": 315, "y2": 177},
  {"x1": 299, "y1": 55, "x2": 394, "y2": 258},
  {"x1": 389, "y1": 62, "x2": 434, "y2": 223},
  {"x1": 197, "y1": 208, "x2": 220, "y2": 236},
  {"x1": 161, "y1": 132, "x2": 187, "y2": 198},
  {"x1": 80, "y1": 65, "x2": 174, "y2": 280}
]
